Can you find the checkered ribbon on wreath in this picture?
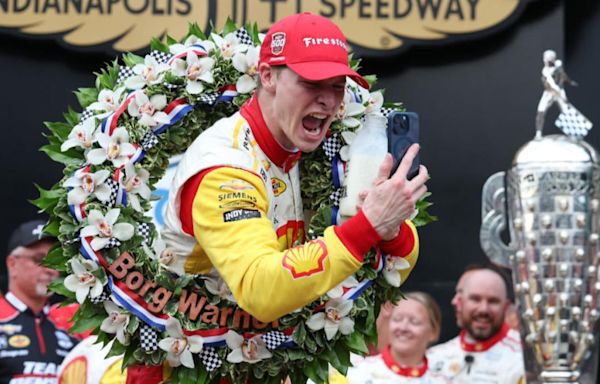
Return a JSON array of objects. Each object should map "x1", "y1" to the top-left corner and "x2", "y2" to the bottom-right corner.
[
  {"x1": 200, "y1": 347, "x2": 222, "y2": 371},
  {"x1": 380, "y1": 107, "x2": 395, "y2": 118},
  {"x1": 106, "y1": 238, "x2": 122, "y2": 248},
  {"x1": 105, "y1": 178, "x2": 120, "y2": 207},
  {"x1": 140, "y1": 323, "x2": 159, "y2": 352},
  {"x1": 555, "y1": 105, "x2": 593, "y2": 138},
  {"x1": 261, "y1": 331, "x2": 288, "y2": 350},
  {"x1": 235, "y1": 28, "x2": 254, "y2": 46},
  {"x1": 137, "y1": 223, "x2": 151, "y2": 244},
  {"x1": 89, "y1": 290, "x2": 109, "y2": 304},
  {"x1": 150, "y1": 50, "x2": 173, "y2": 64},
  {"x1": 79, "y1": 109, "x2": 94, "y2": 123},
  {"x1": 330, "y1": 188, "x2": 343, "y2": 207},
  {"x1": 322, "y1": 134, "x2": 343, "y2": 160},
  {"x1": 117, "y1": 66, "x2": 135, "y2": 84},
  {"x1": 198, "y1": 92, "x2": 219, "y2": 105},
  {"x1": 141, "y1": 131, "x2": 159, "y2": 151}
]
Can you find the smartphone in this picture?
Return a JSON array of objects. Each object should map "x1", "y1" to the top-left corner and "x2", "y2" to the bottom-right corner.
[{"x1": 387, "y1": 111, "x2": 420, "y2": 179}]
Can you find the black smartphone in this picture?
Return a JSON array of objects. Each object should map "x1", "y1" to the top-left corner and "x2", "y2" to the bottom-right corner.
[{"x1": 387, "y1": 111, "x2": 420, "y2": 179}]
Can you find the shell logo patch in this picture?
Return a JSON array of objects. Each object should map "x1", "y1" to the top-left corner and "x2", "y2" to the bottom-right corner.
[
  {"x1": 8, "y1": 334, "x2": 30, "y2": 348},
  {"x1": 271, "y1": 178, "x2": 287, "y2": 196},
  {"x1": 282, "y1": 239, "x2": 328, "y2": 279}
]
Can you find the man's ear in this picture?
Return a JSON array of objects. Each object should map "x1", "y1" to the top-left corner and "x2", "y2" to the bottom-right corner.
[
  {"x1": 258, "y1": 63, "x2": 277, "y2": 93},
  {"x1": 6, "y1": 255, "x2": 17, "y2": 277}
]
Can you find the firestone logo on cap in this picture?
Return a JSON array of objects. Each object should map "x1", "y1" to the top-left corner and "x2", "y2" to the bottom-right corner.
[{"x1": 271, "y1": 32, "x2": 286, "y2": 55}]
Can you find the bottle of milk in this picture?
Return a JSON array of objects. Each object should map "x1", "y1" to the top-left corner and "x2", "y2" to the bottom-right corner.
[{"x1": 339, "y1": 113, "x2": 388, "y2": 218}]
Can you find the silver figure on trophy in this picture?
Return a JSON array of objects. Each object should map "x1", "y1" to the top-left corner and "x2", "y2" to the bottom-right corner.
[{"x1": 481, "y1": 50, "x2": 599, "y2": 383}]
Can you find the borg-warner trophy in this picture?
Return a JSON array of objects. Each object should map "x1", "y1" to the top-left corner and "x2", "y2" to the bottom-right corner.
[{"x1": 480, "y1": 50, "x2": 598, "y2": 383}]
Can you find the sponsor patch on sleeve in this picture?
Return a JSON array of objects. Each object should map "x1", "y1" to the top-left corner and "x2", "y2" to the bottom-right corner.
[{"x1": 223, "y1": 209, "x2": 261, "y2": 222}]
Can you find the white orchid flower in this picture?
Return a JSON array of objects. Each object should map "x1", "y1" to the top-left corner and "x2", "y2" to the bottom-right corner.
[
  {"x1": 142, "y1": 238, "x2": 177, "y2": 269},
  {"x1": 382, "y1": 255, "x2": 411, "y2": 287},
  {"x1": 225, "y1": 331, "x2": 272, "y2": 364},
  {"x1": 336, "y1": 90, "x2": 365, "y2": 128},
  {"x1": 63, "y1": 169, "x2": 111, "y2": 205},
  {"x1": 204, "y1": 269, "x2": 236, "y2": 303},
  {"x1": 125, "y1": 55, "x2": 170, "y2": 90},
  {"x1": 126, "y1": 91, "x2": 170, "y2": 128},
  {"x1": 211, "y1": 32, "x2": 247, "y2": 59},
  {"x1": 306, "y1": 298, "x2": 355, "y2": 340},
  {"x1": 63, "y1": 258, "x2": 104, "y2": 304},
  {"x1": 158, "y1": 318, "x2": 204, "y2": 368},
  {"x1": 61, "y1": 117, "x2": 97, "y2": 151},
  {"x1": 80, "y1": 209, "x2": 134, "y2": 250},
  {"x1": 88, "y1": 87, "x2": 126, "y2": 117},
  {"x1": 232, "y1": 46, "x2": 259, "y2": 94},
  {"x1": 169, "y1": 35, "x2": 216, "y2": 55},
  {"x1": 100, "y1": 300, "x2": 130, "y2": 345},
  {"x1": 171, "y1": 51, "x2": 215, "y2": 95},
  {"x1": 122, "y1": 162, "x2": 151, "y2": 212},
  {"x1": 327, "y1": 275, "x2": 360, "y2": 299},
  {"x1": 364, "y1": 91, "x2": 384, "y2": 114},
  {"x1": 86, "y1": 127, "x2": 136, "y2": 168}
]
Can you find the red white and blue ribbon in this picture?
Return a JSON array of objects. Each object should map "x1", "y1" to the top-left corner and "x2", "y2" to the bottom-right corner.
[
  {"x1": 216, "y1": 85, "x2": 238, "y2": 103},
  {"x1": 100, "y1": 92, "x2": 136, "y2": 136},
  {"x1": 167, "y1": 44, "x2": 208, "y2": 66},
  {"x1": 66, "y1": 166, "x2": 90, "y2": 223},
  {"x1": 152, "y1": 98, "x2": 193, "y2": 135},
  {"x1": 79, "y1": 236, "x2": 169, "y2": 331}
]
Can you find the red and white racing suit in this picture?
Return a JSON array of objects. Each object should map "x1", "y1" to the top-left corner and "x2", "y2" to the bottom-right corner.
[
  {"x1": 427, "y1": 324, "x2": 525, "y2": 384},
  {"x1": 0, "y1": 293, "x2": 78, "y2": 384},
  {"x1": 333, "y1": 346, "x2": 450, "y2": 384}
]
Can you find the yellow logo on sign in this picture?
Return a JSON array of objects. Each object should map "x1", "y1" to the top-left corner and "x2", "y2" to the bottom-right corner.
[
  {"x1": 0, "y1": 0, "x2": 530, "y2": 53},
  {"x1": 8, "y1": 334, "x2": 30, "y2": 348}
]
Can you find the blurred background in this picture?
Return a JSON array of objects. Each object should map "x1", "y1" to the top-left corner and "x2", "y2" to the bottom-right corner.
[{"x1": 1, "y1": 0, "x2": 598, "y2": 342}]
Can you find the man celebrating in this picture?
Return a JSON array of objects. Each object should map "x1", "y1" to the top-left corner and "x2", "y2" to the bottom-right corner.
[
  {"x1": 428, "y1": 268, "x2": 524, "y2": 383},
  {"x1": 161, "y1": 12, "x2": 429, "y2": 322},
  {"x1": 0, "y1": 220, "x2": 78, "y2": 384},
  {"x1": 128, "y1": 12, "x2": 429, "y2": 383}
]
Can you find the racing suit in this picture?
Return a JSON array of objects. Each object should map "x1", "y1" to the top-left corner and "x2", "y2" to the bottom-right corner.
[
  {"x1": 427, "y1": 324, "x2": 524, "y2": 384},
  {"x1": 332, "y1": 346, "x2": 450, "y2": 384},
  {"x1": 161, "y1": 94, "x2": 420, "y2": 322},
  {"x1": 0, "y1": 292, "x2": 78, "y2": 384}
]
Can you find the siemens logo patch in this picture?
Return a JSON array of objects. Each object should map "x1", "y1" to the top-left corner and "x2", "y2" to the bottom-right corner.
[{"x1": 223, "y1": 209, "x2": 260, "y2": 222}]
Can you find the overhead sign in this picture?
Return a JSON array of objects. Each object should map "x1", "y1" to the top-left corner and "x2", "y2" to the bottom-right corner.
[{"x1": 0, "y1": 0, "x2": 532, "y2": 54}]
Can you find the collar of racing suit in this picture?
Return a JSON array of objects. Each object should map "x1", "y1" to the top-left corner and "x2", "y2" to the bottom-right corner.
[
  {"x1": 460, "y1": 323, "x2": 510, "y2": 352},
  {"x1": 240, "y1": 94, "x2": 302, "y2": 173},
  {"x1": 381, "y1": 345, "x2": 428, "y2": 377},
  {"x1": 4, "y1": 291, "x2": 50, "y2": 316}
]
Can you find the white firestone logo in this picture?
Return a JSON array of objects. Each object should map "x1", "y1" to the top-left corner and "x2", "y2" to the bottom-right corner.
[
  {"x1": 271, "y1": 32, "x2": 286, "y2": 55},
  {"x1": 302, "y1": 37, "x2": 347, "y2": 49}
]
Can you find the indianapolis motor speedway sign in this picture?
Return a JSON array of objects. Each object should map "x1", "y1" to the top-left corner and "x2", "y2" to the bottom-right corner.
[{"x1": 0, "y1": 0, "x2": 533, "y2": 54}]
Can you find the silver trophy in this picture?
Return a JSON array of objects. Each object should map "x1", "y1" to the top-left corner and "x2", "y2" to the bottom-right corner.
[{"x1": 481, "y1": 51, "x2": 599, "y2": 383}]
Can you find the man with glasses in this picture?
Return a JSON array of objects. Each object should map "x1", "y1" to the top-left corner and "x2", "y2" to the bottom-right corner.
[{"x1": 0, "y1": 220, "x2": 78, "y2": 384}]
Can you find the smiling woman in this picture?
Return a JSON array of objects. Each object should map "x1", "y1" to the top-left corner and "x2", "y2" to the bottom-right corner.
[{"x1": 338, "y1": 292, "x2": 448, "y2": 384}]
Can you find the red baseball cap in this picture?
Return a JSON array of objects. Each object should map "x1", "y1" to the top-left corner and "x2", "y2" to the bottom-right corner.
[{"x1": 259, "y1": 12, "x2": 369, "y2": 89}]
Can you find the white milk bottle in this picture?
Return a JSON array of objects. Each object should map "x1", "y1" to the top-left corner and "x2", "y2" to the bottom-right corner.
[{"x1": 339, "y1": 113, "x2": 388, "y2": 218}]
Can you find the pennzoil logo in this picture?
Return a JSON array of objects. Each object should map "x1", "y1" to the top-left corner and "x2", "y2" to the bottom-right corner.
[
  {"x1": 8, "y1": 334, "x2": 30, "y2": 348},
  {"x1": 0, "y1": 0, "x2": 532, "y2": 54},
  {"x1": 271, "y1": 178, "x2": 287, "y2": 196}
]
